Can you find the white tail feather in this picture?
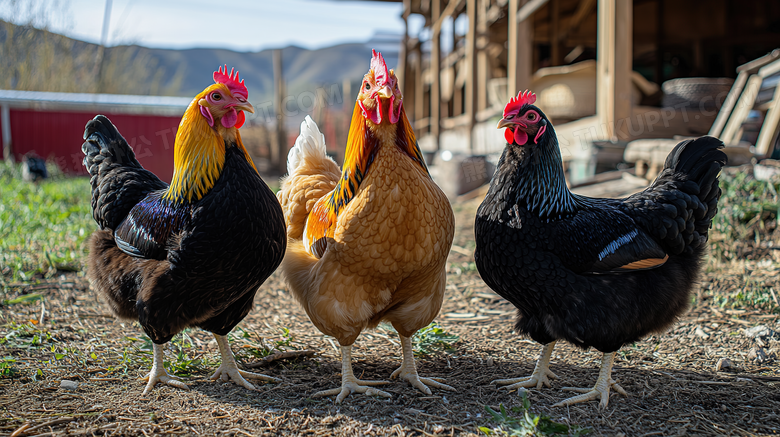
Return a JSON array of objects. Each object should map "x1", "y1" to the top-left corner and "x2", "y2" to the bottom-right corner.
[{"x1": 287, "y1": 115, "x2": 327, "y2": 175}]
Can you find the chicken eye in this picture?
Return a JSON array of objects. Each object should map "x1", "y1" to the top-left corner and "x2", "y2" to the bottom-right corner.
[
  {"x1": 506, "y1": 114, "x2": 514, "y2": 119},
  {"x1": 211, "y1": 92, "x2": 222, "y2": 101},
  {"x1": 364, "y1": 82, "x2": 371, "y2": 91},
  {"x1": 527, "y1": 113, "x2": 536, "y2": 120}
]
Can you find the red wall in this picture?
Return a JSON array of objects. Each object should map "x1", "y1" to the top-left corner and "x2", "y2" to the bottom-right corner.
[{"x1": 10, "y1": 109, "x2": 182, "y2": 182}]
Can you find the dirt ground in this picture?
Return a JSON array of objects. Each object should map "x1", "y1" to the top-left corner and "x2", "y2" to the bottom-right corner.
[{"x1": 1, "y1": 195, "x2": 779, "y2": 437}]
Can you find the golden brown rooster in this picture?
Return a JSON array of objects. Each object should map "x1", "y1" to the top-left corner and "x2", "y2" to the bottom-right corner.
[
  {"x1": 82, "y1": 66, "x2": 286, "y2": 395},
  {"x1": 277, "y1": 50, "x2": 455, "y2": 403}
]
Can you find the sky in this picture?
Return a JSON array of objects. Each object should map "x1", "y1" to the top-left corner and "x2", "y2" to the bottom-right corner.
[{"x1": 0, "y1": 0, "x2": 406, "y2": 52}]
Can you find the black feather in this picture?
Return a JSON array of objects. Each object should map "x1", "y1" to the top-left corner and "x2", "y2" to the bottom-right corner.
[
  {"x1": 83, "y1": 115, "x2": 286, "y2": 345},
  {"x1": 475, "y1": 124, "x2": 726, "y2": 353}
]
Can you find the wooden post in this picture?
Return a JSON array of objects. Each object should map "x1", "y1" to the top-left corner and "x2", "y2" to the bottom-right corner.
[
  {"x1": 94, "y1": 0, "x2": 112, "y2": 92},
  {"x1": 508, "y1": 0, "x2": 519, "y2": 100},
  {"x1": 342, "y1": 78, "x2": 352, "y2": 110},
  {"x1": 431, "y1": 0, "x2": 442, "y2": 150},
  {"x1": 550, "y1": 0, "x2": 560, "y2": 66},
  {"x1": 465, "y1": 0, "x2": 477, "y2": 150},
  {"x1": 507, "y1": 0, "x2": 534, "y2": 100},
  {"x1": 1, "y1": 104, "x2": 11, "y2": 162},
  {"x1": 414, "y1": 46, "x2": 425, "y2": 125},
  {"x1": 756, "y1": 84, "x2": 780, "y2": 156},
  {"x1": 273, "y1": 49, "x2": 286, "y2": 173},
  {"x1": 654, "y1": 0, "x2": 663, "y2": 84},
  {"x1": 596, "y1": 0, "x2": 632, "y2": 140},
  {"x1": 398, "y1": 2, "x2": 410, "y2": 91},
  {"x1": 477, "y1": 0, "x2": 489, "y2": 112}
]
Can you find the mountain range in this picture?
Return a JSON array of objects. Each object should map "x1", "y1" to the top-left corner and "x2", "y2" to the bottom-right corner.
[{"x1": 0, "y1": 19, "x2": 400, "y2": 105}]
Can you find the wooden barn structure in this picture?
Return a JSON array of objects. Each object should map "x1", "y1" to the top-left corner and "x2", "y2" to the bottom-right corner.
[
  {"x1": 0, "y1": 90, "x2": 191, "y2": 181},
  {"x1": 377, "y1": 0, "x2": 780, "y2": 166}
]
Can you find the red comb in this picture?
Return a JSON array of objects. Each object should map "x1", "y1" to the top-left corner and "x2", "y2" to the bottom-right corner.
[
  {"x1": 503, "y1": 90, "x2": 536, "y2": 116},
  {"x1": 370, "y1": 49, "x2": 390, "y2": 87},
  {"x1": 213, "y1": 65, "x2": 248, "y2": 98}
]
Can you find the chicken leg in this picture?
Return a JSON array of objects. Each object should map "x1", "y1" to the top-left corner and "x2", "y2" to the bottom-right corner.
[
  {"x1": 553, "y1": 352, "x2": 628, "y2": 409},
  {"x1": 313, "y1": 345, "x2": 391, "y2": 403},
  {"x1": 209, "y1": 334, "x2": 280, "y2": 390},
  {"x1": 141, "y1": 343, "x2": 189, "y2": 395},
  {"x1": 390, "y1": 334, "x2": 455, "y2": 394},
  {"x1": 492, "y1": 341, "x2": 558, "y2": 391}
]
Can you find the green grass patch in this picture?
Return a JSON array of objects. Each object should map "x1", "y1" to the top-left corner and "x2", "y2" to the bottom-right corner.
[
  {"x1": 712, "y1": 170, "x2": 779, "y2": 257},
  {"x1": 0, "y1": 161, "x2": 93, "y2": 288},
  {"x1": 0, "y1": 356, "x2": 18, "y2": 379},
  {"x1": 0, "y1": 321, "x2": 57, "y2": 350},
  {"x1": 233, "y1": 326, "x2": 296, "y2": 361},
  {"x1": 412, "y1": 322, "x2": 459, "y2": 356},
  {"x1": 125, "y1": 330, "x2": 216, "y2": 378},
  {"x1": 479, "y1": 395, "x2": 589, "y2": 436}
]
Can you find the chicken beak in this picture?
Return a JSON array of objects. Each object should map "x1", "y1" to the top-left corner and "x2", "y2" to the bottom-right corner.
[
  {"x1": 235, "y1": 102, "x2": 255, "y2": 114},
  {"x1": 377, "y1": 85, "x2": 393, "y2": 99},
  {"x1": 497, "y1": 118, "x2": 515, "y2": 129}
]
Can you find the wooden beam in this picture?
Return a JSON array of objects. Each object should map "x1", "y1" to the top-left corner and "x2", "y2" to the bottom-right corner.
[
  {"x1": 431, "y1": 0, "x2": 442, "y2": 150},
  {"x1": 517, "y1": 0, "x2": 547, "y2": 23},
  {"x1": 398, "y1": 15, "x2": 409, "y2": 91},
  {"x1": 507, "y1": 0, "x2": 534, "y2": 100},
  {"x1": 755, "y1": 83, "x2": 780, "y2": 156},
  {"x1": 465, "y1": 0, "x2": 477, "y2": 151},
  {"x1": 414, "y1": 47, "x2": 425, "y2": 124},
  {"x1": 550, "y1": 0, "x2": 560, "y2": 66},
  {"x1": 272, "y1": 49, "x2": 286, "y2": 173},
  {"x1": 342, "y1": 78, "x2": 352, "y2": 111},
  {"x1": 432, "y1": 0, "x2": 465, "y2": 32},
  {"x1": 755, "y1": 59, "x2": 780, "y2": 155},
  {"x1": 654, "y1": 0, "x2": 663, "y2": 84},
  {"x1": 596, "y1": 0, "x2": 632, "y2": 140},
  {"x1": 477, "y1": 0, "x2": 489, "y2": 111},
  {"x1": 720, "y1": 75, "x2": 762, "y2": 145},
  {"x1": 563, "y1": 0, "x2": 596, "y2": 39},
  {"x1": 721, "y1": 59, "x2": 780, "y2": 145},
  {"x1": 708, "y1": 70, "x2": 748, "y2": 138}
]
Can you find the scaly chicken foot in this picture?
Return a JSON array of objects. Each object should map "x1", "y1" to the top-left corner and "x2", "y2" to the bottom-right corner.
[
  {"x1": 141, "y1": 343, "x2": 189, "y2": 395},
  {"x1": 493, "y1": 341, "x2": 557, "y2": 391},
  {"x1": 553, "y1": 352, "x2": 628, "y2": 409},
  {"x1": 390, "y1": 335, "x2": 455, "y2": 395},
  {"x1": 209, "y1": 334, "x2": 280, "y2": 391},
  {"x1": 313, "y1": 345, "x2": 391, "y2": 403}
]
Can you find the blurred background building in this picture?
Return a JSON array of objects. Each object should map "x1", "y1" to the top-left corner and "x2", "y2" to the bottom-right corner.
[
  {"x1": 1, "y1": 0, "x2": 779, "y2": 189},
  {"x1": 386, "y1": 0, "x2": 780, "y2": 185}
]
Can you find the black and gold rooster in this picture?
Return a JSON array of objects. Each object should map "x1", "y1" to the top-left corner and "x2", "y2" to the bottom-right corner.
[{"x1": 82, "y1": 67, "x2": 286, "y2": 395}]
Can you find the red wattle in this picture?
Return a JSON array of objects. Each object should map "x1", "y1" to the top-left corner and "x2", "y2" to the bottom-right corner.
[
  {"x1": 235, "y1": 111, "x2": 245, "y2": 128},
  {"x1": 358, "y1": 99, "x2": 381, "y2": 124},
  {"x1": 221, "y1": 108, "x2": 238, "y2": 128},
  {"x1": 513, "y1": 128, "x2": 528, "y2": 145},
  {"x1": 390, "y1": 98, "x2": 402, "y2": 124},
  {"x1": 504, "y1": 128, "x2": 514, "y2": 144}
]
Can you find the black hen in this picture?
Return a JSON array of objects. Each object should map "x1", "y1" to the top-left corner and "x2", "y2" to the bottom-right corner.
[
  {"x1": 82, "y1": 68, "x2": 286, "y2": 395},
  {"x1": 474, "y1": 90, "x2": 726, "y2": 409}
]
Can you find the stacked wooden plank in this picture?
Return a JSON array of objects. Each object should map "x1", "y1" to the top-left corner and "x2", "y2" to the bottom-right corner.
[{"x1": 710, "y1": 49, "x2": 780, "y2": 156}]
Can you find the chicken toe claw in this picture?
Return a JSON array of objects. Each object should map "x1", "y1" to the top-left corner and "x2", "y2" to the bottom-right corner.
[
  {"x1": 313, "y1": 378, "x2": 392, "y2": 404},
  {"x1": 141, "y1": 370, "x2": 189, "y2": 395},
  {"x1": 554, "y1": 378, "x2": 627, "y2": 409}
]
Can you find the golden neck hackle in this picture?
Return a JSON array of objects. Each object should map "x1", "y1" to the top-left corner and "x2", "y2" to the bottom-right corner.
[
  {"x1": 304, "y1": 100, "x2": 430, "y2": 254},
  {"x1": 164, "y1": 86, "x2": 257, "y2": 204},
  {"x1": 326, "y1": 101, "x2": 429, "y2": 213}
]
